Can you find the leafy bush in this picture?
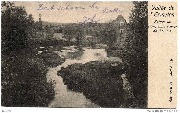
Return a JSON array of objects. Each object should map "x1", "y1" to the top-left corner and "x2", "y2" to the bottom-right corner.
[
  {"x1": 122, "y1": 1, "x2": 148, "y2": 108},
  {"x1": 59, "y1": 61, "x2": 126, "y2": 107},
  {"x1": 1, "y1": 52, "x2": 55, "y2": 107},
  {"x1": 39, "y1": 51, "x2": 65, "y2": 67},
  {"x1": 1, "y1": 2, "x2": 34, "y2": 52}
]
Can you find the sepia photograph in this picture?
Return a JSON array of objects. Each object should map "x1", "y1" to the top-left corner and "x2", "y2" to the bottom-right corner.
[{"x1": 1, "y1": 1, "x2": 148, "y2": 108}]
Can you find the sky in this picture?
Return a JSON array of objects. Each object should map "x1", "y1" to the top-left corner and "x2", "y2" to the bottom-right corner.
[{"x1": 14, "y1": 1, "x2": 134, "y2": 23}]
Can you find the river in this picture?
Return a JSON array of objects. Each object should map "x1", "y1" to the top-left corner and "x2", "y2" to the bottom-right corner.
[{"x1": 46, "y1": 46, "x2": 133, "y2": 107}]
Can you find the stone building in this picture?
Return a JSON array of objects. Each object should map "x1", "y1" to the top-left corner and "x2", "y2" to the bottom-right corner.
[
  {"x1": 81, "y1": 15, "x2": 127, "y2": 45},
  {"x1": 111, "y1": 15, "x2": 127, "y2": 43}
]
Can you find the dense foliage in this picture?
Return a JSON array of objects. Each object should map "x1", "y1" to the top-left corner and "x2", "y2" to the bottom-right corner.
[
  {"x1": 1, "y1": 53, "x2": 55, "y2": 107},
  {"x1": 1, "y1": 2, "x2": 34, "y2": 52},
  {"x1": 124, "y1": 1, "x2": 148, "y2": 108},
  {"x1": 1, "y1": 2, "x2": 56, "y2": 107},
  {"x1": 59, "y1": 61, "x2": 126, "y2": 107},
  {"x1": 102, "y1": 23, "x2": 117, "y2": 48}
]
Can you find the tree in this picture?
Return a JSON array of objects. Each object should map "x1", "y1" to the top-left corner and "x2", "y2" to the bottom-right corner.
[
  {"x1": 75, "y1": 28, "x2": 83, "y2": 48},
  {"x1": 44, "y1": 25, "x2": 54, "y2": 39},
  {"x1": 1, "y1": 1, "x2": 35, "y2": 52},
  {"x1": 128, "y1": 1, "x2": 148, "y2": 51},
  {"x1": 27, "y1": 14, "x2": 35, "y2": 39},
  {"x1": 63, "y1": 25, "x2": 73, "y2": 45},
  {"x1": 103, "y1": 23, "x2": 117, "y2": 48},
  {"x1": 124, "y1": 1, "x2": 148, "y2": 108}
]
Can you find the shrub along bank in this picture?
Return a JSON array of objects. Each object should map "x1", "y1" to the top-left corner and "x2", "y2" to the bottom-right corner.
[
  {"x1": 58, "y1": 61, "x2": 131, "y2": 107},
  {"x1": 1, "y1": 49, "x2": 64, "y2": 107}
]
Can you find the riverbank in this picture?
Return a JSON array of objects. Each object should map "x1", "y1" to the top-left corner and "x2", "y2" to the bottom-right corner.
[
  {"x1": 1, "y1": 48, "x2": 65, "y2": 107},
  {"x1": 107, "y1": 47, "x2": 148, "y2": 108},
  {"x1": 58, "y1": 60, "x2": 134, "y2": 107}
]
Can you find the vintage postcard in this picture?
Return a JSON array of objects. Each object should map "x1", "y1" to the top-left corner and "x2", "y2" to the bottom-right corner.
[{"x1": 1, "y1": 0, "x2": 178, "y2": 111}]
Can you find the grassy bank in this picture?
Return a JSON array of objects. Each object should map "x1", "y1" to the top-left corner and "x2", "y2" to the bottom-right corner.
[
  {"x1": 58, "y1": 61, "x2": 130, "y2": 107},
  {"x1": 1, "y1": 48, "x2": 64, "y2": 107},
  {"x1": 107, "y1": 48, "x2": 148, "y2": 108}
]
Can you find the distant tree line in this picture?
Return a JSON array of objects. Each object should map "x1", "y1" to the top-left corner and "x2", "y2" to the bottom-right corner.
[
  {"x1": 1, "y1": 1, "x2": 125, "y2": 51},
  {"x1": 62, "y1": 22, "x2": 118, "y2": 48}
]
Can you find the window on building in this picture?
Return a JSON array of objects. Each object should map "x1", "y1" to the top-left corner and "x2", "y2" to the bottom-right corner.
[
  {"x1": 120, "y1": 29, "x2": 124, "y2": 34},
  {"x1": 120, "y1": 22, "x2": 124, "y2": 26}
]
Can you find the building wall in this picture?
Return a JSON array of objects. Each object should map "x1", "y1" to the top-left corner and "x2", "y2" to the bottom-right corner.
[{"x1": 111, "y1": 15, "x2": 127, "y2": 43}]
